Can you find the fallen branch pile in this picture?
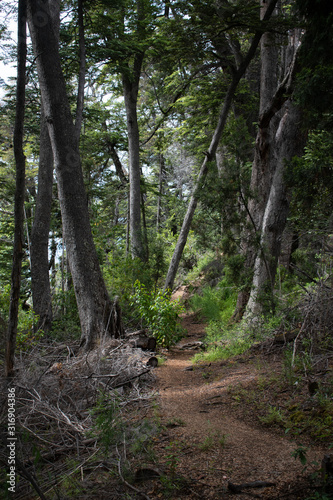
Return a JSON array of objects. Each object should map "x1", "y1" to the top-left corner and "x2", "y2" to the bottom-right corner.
[{"x1": 0, "y1": 334, "x2": 158, "y2": 499}]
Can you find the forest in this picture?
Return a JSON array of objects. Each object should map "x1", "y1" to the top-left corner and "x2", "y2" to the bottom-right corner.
[{"x1": 0, "y1": 0, "x2": 333, "y2": 498}]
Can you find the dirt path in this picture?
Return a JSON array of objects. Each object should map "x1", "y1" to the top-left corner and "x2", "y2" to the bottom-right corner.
[{"x1": 151, "y1": 313, "x2": 327, "y2": 499}]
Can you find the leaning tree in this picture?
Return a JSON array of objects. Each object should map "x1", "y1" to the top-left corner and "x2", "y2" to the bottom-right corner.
[{"x1": 27, "y1": 0, "x2": 123, "y2": 350}]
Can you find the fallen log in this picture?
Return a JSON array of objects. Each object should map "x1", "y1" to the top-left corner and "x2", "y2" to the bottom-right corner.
[
  {"x1": 180, "y1": 341, "x2": 204, "y2": 350},
  {"x1": 125, "y1": 329, "x2": 156, "y2": 351},
  {"x1": 228, "y1": 480, "x2": 276, "y2": 493},
  {"x1": 125, "y1": 329, "x2": 149, "y2": 337},
  {"x1": 111, "y1": 368, "x2": 152, "y2": 389},
  {"x1": 146, "y1": 356, "x2": 158, "y2": 368}
]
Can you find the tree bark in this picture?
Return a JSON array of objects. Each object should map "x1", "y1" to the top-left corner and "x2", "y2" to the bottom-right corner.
[
  {"x1": 123, "y1": 57, "x2": 145, "y2": 260},
  {"x1": 27, "y1": 0, "x2": 123, "y2": 350},
  {"x1": 164, "y1": 0, "x2": 279, "y2": 292},
  {"x1": 30, "y1": 1, "x2": 59, "y2": 334},
  {"x1": 108, "y1": 141, "x2": 128, "y2": 186},
  {"x1": 233, "y1": 1, "x2": 279, "y2": 318},
  {"x1": 30, "y1": 0, "x2": 85, "y2": 332},
  {"x1": 74, "y1": 0, "x2": 86, "y2": 142},
  {"x1": 5, "y1": 0, "x2": 27, "y2": 377},
  {"x1": 121, "y1": 0, "x2": 147, "y2": 261},
  {"x1": 248, "y1": 0, "x2": 279, "y2": 232},
  {"x1": 156, "y1": 153, "x2": 165, "y2": 232},
  {"x1": 245, "y1": 102, "x2": 304, "y2": 316},
  {"x1": 30, "y1": 103, "x2": 53, "y2": 332},
  {"x1": 234, "y1": 8, "x2": 303, "y2": 320}
]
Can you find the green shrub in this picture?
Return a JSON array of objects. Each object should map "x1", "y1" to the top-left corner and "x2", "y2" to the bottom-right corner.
[
  {"x1": 193, "y1": 323, "x2": 253, "y2": 363},
  {"x1": 0, "y1": 284, "x2": 10, "y2": 319},
  {"x1": 224, "y1": 254, "x2": 249, "y2": 288},
  {"x1": 175, "y1": 240, "x2": 219, "y2": 287},
  {"x1": 0, "y1": 286, "x2": 44, "y2": 350},
  {"x1": 148, "y1": 230, "x2": 175, "y2": 287},
  {"x1": 17, "y1": 308, "x2": 44, "y2": 350},
  {"x1": 192, "y1": 307, "x2": 284, "y2": 364},
  {"x1": 90, "y1": 392, "x2": 124, "y2": 453},
  {"x1": 190, "y1": 281, "x2": 252, "y2": 362},
  {"x1": 131, "y1": 281, "x2": 185, "y2": 347},
  {"x1": 103, "y1": 253, "x2": 153, "y2": 322},
  {"x1": 189, "y1": 281, "x2": 237, "y2": 323},
  {"x1": 51, "y1": 288, "x2": 81, "y2": 340}
]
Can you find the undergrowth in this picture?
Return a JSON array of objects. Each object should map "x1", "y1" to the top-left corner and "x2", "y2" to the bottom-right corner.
[
  {"x1": 131, "y1": 280, "x2": 185, "y2": 347},
  {"x1": 228, "y1": 345, "x2": 333, "y2": 444},
  {"x1": 187, "y1": 270, "x2": 333, "y2": 449},
  {"x1": 189, "y1": 280, "x2": 279, "y2": 363},
  {"x1": 189, "y1": 278, "x2": 236, "y2": 323}
]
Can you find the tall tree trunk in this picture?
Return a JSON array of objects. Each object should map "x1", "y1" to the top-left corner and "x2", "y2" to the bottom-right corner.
[
  {"x1": 234, "y1": 4, "x2": 300, "y2": 319},
  {"x1": 123, "y1": 59, "x2": 145, "y2": 260},
  {"x1": 5, "y1": 0, "x2": 27, "y2": 377},
  {"x1": 233, "y1": 0, "x2": 279, "y2": 318},
  {"x1": 30, "y1": 103, "x2": 53, "y2": 332},
  {"x1": 244, "y1": 28, "x2": 304, "y2": 316},
  {"x1": 246, "y1": 102, "x2": 303, "y2": 316},
  {"x1": 156, "y1": 153, "x2": 165, "y2": 232},
  {"x1": 107, "y1": 140, "x2": 128, "y2": 186},
  {"x1": 27, "y1": 0, "x2": 123, "y2": 350},
  {"x1": 235, "y1": 25, "x2": 302, "y2": 319},
  {"x1": 141, "y1": 181, "x2": 149, "y2": 260},
  {"x1": 164, "y1": 0, "x2": 279, "y2": 292},
  {"x1": 126, "y1": 191, "x2": 130, "y2": 255},
  {"x1": 248, "y1": 0, "x2": 279, "y2": 232},
  {"x1": 122, "y1": 0, "x2": 147, "y2": 261},
  {"x1": 74, "y1": 0, "x2": 86, "y2": 142},
  {"x1": 30, "y1": 1, "x2": 59, "y2": 334}
]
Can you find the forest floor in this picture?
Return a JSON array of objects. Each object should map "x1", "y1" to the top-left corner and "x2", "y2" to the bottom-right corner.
[
  {"x1": 145, "y1": 311, "x2": 330, "y2": 500},
  {"x1": 2, "y1": 288, "x2": 332, "y2": 499}
]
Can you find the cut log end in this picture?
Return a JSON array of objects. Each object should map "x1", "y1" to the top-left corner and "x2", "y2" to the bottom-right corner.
[{"x1": 146, "y1": 356, "x2": 158, "y2": 368}]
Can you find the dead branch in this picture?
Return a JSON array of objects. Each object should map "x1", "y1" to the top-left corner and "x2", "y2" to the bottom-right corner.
[
  {"x1": 228, "y1": 480, "x2": 276, "y2": 493},
  {"x1": 111, "y1": 368, "x2": 152, "y2": 389},
  {"x1": 43, "y1": 448, "x2": 100, "y2": 496},
  {"x1": 7, "y1": 337, "x2": 156, "y2": 499},
  {"x1": 63, "y1": 372, "x2": 120, "y2": 379},
  {"x1": 116, "y1": 446, "x2": 152, "y2": 500},
  {"x1": 16, "y1": 457, "x2": 49, "y2": 500},
  {"x1": 292, "y1": 310, "x2": 310, "y2": 367},
  {"x1": 125, "y1": 329, "x2": 149, "y2": 337},
  {"x1": 22, "y1": 438, "x2": 98, "y2": 466}
]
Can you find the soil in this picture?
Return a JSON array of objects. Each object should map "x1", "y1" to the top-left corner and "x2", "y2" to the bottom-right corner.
[
  {"x1": 146, "y1": 312, "x2": 331, "y2": 500},
  {"x1": 3, "y1": 289, "x2": 332, "y2": 500}
]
